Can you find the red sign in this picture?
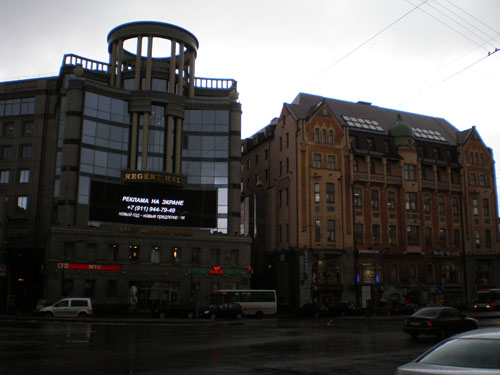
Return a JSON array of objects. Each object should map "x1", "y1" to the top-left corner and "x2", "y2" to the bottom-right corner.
[
  {"x1": 209, "y1": 266, "x2": 224, "y2": 275},
  {"x1": 57, "y1": 263, "x2": 122, "y2": 272}
]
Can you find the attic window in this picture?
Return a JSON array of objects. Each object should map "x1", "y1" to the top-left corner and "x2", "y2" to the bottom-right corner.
[
  {"x1": 412, "y1": 127, "x2": 447, "y2": 142},
  {"x1": 342, "y1": 115, "x2": 384, "y2": 132}
]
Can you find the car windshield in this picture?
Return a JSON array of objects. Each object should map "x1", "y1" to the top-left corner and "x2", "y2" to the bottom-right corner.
[
  {"x1": 418, "y1": 338, "x2": 500, "y2": 369},
  {"x1": 412, "y1": 308, "x2": 441, "y2": 318}
]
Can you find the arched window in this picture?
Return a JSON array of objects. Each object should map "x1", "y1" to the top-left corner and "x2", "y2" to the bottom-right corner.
[{"x1": 409, "y1": 264, "x2": 418, "y2": 283}]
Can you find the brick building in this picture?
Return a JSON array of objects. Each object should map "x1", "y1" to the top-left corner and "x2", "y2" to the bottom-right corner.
[
  {"x1": 241, "y1": 93, "x2": 499, "y2": 310},
  {"x1": 0, "y1": 21, "x2": 250, "y2": 314}
]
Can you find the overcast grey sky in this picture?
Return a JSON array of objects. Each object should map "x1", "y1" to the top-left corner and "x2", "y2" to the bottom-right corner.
[{"x1": 1, "y1": 0, "x2": 499, "y2": 164}]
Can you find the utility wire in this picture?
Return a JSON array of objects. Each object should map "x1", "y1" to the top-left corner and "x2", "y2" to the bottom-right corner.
[
  {"x1": 301, "y1": 0, "x2": 428, "y2": 89},
  {"x1": 441, "y1": 0, "x2": 500, "y2": 39}
]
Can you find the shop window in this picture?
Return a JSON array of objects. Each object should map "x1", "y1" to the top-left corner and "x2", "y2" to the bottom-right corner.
[
  {"x1": 358, "y1": 261, "x2": 381, "y2": 284},
  {"x1": 441, "y1": 264, "x2": 460, "y2": 283},
  {"x1": 84, "y1": 279, "x2": 96, "y2": 297}
]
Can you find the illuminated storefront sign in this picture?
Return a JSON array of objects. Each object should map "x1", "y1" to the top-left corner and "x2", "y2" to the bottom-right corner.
[
  {"x1": 57, "y1": 263, "x2": 122, "y2": 271},
  {"x1": 122, "y1": 171, "x2": 185, "y2": 185},
  {"x1": 188, "y1": 266, "x2": 253, "y2": 276}
]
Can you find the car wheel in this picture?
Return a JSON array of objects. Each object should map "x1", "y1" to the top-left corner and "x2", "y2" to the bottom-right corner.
[
  {"x1": 45, "y1": 311, "x2": 54, "y2": 317},
  {"x1": 78, "y1": 312, "x2": 88, "y2": 318},
  {"x1": 210, "y1": 313, "x2": 217, "y2": 320},
  {"x1": 187, "y1": 312, "x2": 194, "y2": 319}
]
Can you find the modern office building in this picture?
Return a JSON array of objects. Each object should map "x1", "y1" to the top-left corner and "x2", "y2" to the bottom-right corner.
[
  {"x1": 0, "y1": 21, "x2": 251, "y2": 314},
  {"x1": 241, "y1": 93, "x2": 499, "y2": 310}
]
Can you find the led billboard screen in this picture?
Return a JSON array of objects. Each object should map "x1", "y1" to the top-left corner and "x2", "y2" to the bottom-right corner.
[{"x1": 89, "y1": 181, "x2": 217, "y2": 228}]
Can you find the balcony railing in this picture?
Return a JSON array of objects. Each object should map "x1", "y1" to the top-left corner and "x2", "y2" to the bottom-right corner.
[
  {"x1": 194, "y1": 77, "x2": 236, "y2": 90},
  {"x1": 353, "y1": 172, "x2": 402, "y2": 185},
  {"x1": 62, "y1": 54, "x2": 109, "y2": 73}
]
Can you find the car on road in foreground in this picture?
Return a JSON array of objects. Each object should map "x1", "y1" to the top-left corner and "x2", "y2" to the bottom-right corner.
[
  {"x1": 403, "y1": 306, "x2": 478, "y2": 339},
  {"x1": 39, "y1": 297, "x2": 93, "y2": 318},
  {"x1": 395, "y1": 328, "x2": 500, "y2": 374},
  {"x1": 203, "y1": 303, "x2": 243, "y2": 320}
]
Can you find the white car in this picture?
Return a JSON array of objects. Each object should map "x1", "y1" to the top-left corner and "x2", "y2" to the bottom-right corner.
[
  {"x1": 395, "y1": 328, "x2": 500, "y2": 374},
  {"x1": 39, "y1": 298, "x2": 93, "y2": 318}
]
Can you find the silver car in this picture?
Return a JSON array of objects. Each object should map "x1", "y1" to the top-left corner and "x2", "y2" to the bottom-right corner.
[
  {"x1": 395, "y1": 328, "x2": 500, "y2": 374},
  {"x1": 39, "y1": 297, "x2": 93, "y2": 318}
]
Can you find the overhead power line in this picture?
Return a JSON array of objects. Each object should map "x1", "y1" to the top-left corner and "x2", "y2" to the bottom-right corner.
[{"x1": 301, "y1": 0, "x2": 428, "y2": 89}]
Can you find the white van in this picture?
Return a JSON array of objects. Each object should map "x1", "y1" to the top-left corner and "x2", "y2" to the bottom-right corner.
[{"x1": 40, "y1": 298, "x2": 93, "y2": 317}]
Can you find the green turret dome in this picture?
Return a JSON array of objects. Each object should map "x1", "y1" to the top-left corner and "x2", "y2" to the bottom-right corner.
[{"x1": 390, "y1": 114, "x2": 414, "y2": 146}]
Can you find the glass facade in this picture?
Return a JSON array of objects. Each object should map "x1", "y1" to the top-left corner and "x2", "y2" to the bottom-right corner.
[{"x1": 0, "y1": 97, "x2": 35, "y2": 117}]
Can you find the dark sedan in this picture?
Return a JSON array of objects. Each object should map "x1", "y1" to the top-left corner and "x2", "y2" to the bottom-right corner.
[
  {"x1": 203, "y1": 303, "x2": 243, "y2": 320},
  {"x1": 403, "y1": 307, "x2": 478, "y2": 339}
]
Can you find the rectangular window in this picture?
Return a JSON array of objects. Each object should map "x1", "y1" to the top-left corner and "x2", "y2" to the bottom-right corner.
[
  {"x1": 315, "y1": 220, "x2": 321, "y2": 242},
  {"x1": 371, "y1": 190, "x2": 379, "y2": 209},
  {"x1": 0, "y1": 170, "x2": 10, "y2": 184},
  {"x1": 439, "y1": 228, "x2": 447, "y2": 247},
  {"x1": 475, "y1": 231, "x2": 480, "y2": 248},
  {"x1": 404, "y1": 164, "x2": 416, "y2": 181},
  {"x1": 452, "y1": 198, "x2": 458, "y2": 215},
  {"x1": 485, "y1": 230, "x2": 492, "y2": 249},
  {"x1": 17, "y1": 196, "x2": 28, "y2": 211},
  {"x1": 327, "y1": 220, "x2": 335, "y2": 242},
  {"x1": 387, "y1": 191, "x2": 395, "y2": 210},
  {"x1": 151, "y1": 246, "x2": 161, "y2": 264},
  {"x1": 483, "y1": 198, "x2": 490, "y2": 216},
  {"x1": 313, "y1": 153, "x2": 321, "y2": 168},
  {"x1": 327, "y1": 155, "x2": 336, "y2": 170},
  {"x1": 2, "y1": 122, "x2": 15, "y2": 136},
  {"x1": 372, "y1": 224, "x2": 380, "y2": 245},
  {"x1": 425, "y1": 227, "x2": 432, "y2": 247},
  {"x1": 192, "y1": 248, "x2": 201, "y2": 265},
  {"x1": 326, "y1": 183, "x2": 334, "y2": 203},
  {"x1": 19, "y1": 169, "x2": 30, "y2": 183},
  {"x1": 321, "y1": 129, "x2": 326, "y2": 144},
  {"x1": 84, "y1": 280, "x2": 96, "y2": 298},
  {"x1": 107, "y1": 280, "x2": 118, "y2": 298},
  {"x1": 479, "y1": 174, "x2": 485, "y2": 186},
  {"x1": 328, "y1": 130, "x2": 333, "y2": 145},
  {"x1": 286, "y1": 157, "x2": 289, "y2": 173},
  {"x1": 407, "y1": 225, "x2": 420, "y2": 246},
  {"x1": 353, "y1": 188, "x2": 362, "y2": 207},
  {"x1": 405, "y1": 192, "x2": 418, "y2": 210},
  {"x1": 0, "y1": 146, "x2": 12, "y2": 160},
  {"x1": 279, "y1": 136, "x2": 282, "y2": 151},
  {"x1": 314, "y1": 183, "x2": 320, "y2": 203},
  {"x1": 22, "y1": 121, "x2": 33, "y2": 135},
  {"x1": 423, "y1": 194, "x2": 431, "y2": 212},
  {"x1": 355, "y1": 223, "x2": 364, "y2": 244},
  {"x1": 211, "y1": 249, "x2": 220, "y2": 264},
  {"x1": 286, "y1": 133, "x2": 289, "y2": 148},
  {"x1": 470, "y1": 173, "x2": 476, "y2": 186},
  {"x1": 389, "y1": 225, "x2": 397, "y2": 246},
  {"x1": 472, "y1": 198, "x2": 478, "y2": 215},
  {"x1": 454, "y1": 229, "x2": 460, "y2": 248},
  {"x1": 438, "y1": 196, "x2": 445, "y2": 214},
  {"x1": 20, "y1": 144, "x2": 32, "y2": 159},
  {"x1": 314, "y1": 128, "x2": 319, "y2": 143}
]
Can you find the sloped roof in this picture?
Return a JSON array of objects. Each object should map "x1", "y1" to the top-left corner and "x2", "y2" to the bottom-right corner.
[{"x1": 286, "y1": 93, "x2": 464, "y2": 146}]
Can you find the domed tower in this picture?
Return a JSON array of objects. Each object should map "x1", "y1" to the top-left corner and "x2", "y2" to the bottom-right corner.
[
  {"x1": 390, "y1": 114, "x2": 415, "y2": 149},
  {"x1": 107, "y1": 22, "x2": 199, "y2": 172}
]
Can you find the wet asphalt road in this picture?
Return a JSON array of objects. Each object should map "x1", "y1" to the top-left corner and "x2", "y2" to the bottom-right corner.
[{"x1": 0, "y1": 316, "x2": 498, "y2": 375}]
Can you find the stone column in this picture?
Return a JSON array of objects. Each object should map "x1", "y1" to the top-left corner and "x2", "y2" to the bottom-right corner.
[
  {"x1": 134, "y1": 37, "x2": 143, "y2": 90},
  {"x1": 175, "y1": 117, "x2": 182, "y2": 173},
  {"x1": 188, "y1": 50, "x2": 196, "y2": 98},
  {"x1": 165, "y1": 115, "x2": 174, "y2": 173},
  {"x1": 116, "y1": 40, "x2": 124, "y2": 88},
  {"x1": 142, "y1": 113, "x2": 150, "y2": 170},
  {"x1": 145, "y1": 36, "x2": 153, "y2": 91},
  {"x1": 169, "y1": 41, "x2": 176, "y2": 94},
  {"x1": 130, "y1": 112, "x2": 139, "y2": 170},
  {"x1": 177, "y1": 43, "x2": 185, "y2": 95},
  {"x1": 109, "y1": 42, "x2": 117, "y2": 86}
]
